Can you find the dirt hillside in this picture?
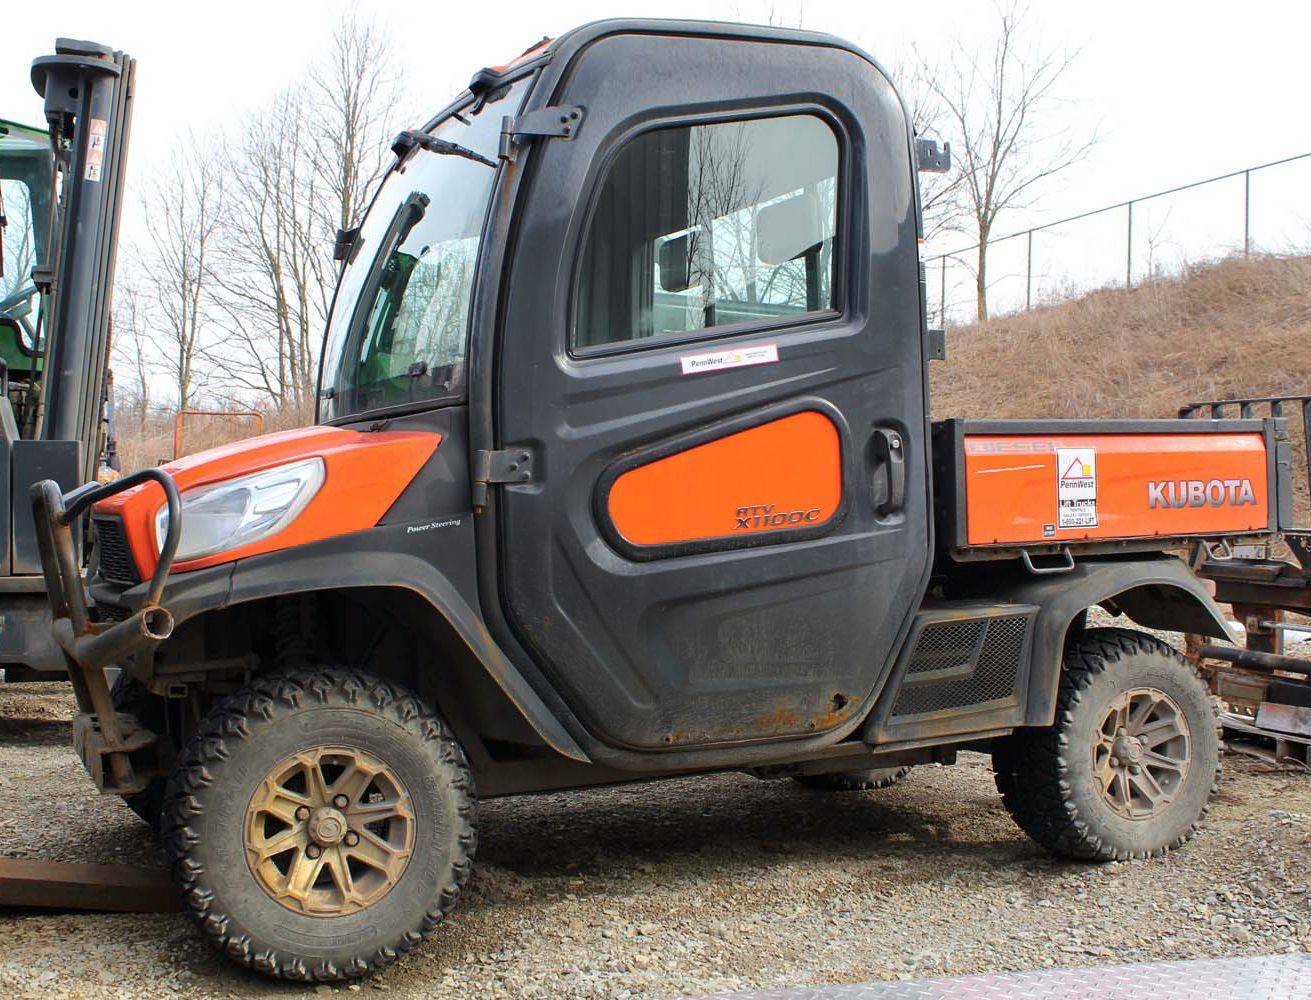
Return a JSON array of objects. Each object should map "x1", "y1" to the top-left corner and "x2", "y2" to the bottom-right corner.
[{"x1": 931, "y1": 254, "x2": 1311, "y2": 421}]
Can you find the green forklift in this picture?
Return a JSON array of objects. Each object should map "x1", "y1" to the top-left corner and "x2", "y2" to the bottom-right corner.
[{"x1": 0, "y1": 40, "x2": 134, "y2": 679}]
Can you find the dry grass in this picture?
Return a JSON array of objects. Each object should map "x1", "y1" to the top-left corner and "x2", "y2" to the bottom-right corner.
[
  {"x1": 932, "y1": 253, "x2": 1311, "y2": 420},
  {"x1": 115, "y1": 404, "x2": 312, "y2": 472}
]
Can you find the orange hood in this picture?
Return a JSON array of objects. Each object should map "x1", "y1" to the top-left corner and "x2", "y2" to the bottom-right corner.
[{"x1": 95, "y1": 425, "x2": 441, "y2": 578}]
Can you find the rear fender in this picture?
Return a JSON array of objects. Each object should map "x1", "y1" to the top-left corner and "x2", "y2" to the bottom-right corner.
[{"x1": 962, "y1": 556, "x2": 1229, "y2": 728}]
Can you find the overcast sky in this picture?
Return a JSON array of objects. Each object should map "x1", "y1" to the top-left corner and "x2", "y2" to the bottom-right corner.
[{"x1": 5, "y1": 0, "x2": 1310, "y2": 316}]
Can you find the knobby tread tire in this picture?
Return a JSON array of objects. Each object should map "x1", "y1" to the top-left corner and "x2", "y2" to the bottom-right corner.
[
  {"x1": 794, "y1": 766, "x2": 911, "y2": 791},
  {"x1": 160, "y1": 667, "x2": 477, "y2": 982},
  {"x1": 993, "y1": 627, "x2": 1221, "y2": 862}
]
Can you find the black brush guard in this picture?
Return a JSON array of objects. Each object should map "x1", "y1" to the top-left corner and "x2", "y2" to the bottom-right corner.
[{"x1": 31, "y1": 469, "x2": 181, "y2": 793}]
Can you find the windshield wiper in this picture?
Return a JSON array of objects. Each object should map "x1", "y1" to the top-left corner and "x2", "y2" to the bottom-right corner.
[{"x1": 391, "y1": 130, "x2": 497, "y2": 168}]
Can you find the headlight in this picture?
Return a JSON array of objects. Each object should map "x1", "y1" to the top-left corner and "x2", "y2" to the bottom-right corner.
[{"x1": 155, "y1": 458, "x2": 326, "y2": 561}]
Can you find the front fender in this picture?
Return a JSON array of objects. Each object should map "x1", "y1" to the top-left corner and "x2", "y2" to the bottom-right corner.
[{"x1": 93, "y1": 519, "x2": 589, "y2": 763}]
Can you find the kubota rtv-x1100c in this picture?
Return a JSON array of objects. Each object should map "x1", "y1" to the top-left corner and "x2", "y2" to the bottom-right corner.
[{"x1": 34, "y1": 20, "x2": 1291, "y2": 981}]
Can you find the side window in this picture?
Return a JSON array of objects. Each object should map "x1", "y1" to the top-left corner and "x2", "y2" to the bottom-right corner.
[{"x1": 575, "y1": 114, "x2": 839, "y2": 351}]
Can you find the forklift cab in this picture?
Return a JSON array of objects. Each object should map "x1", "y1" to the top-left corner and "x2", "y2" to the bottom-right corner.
[{"x1": 0, "y1": 118, "x2": 53, "y2": 431}]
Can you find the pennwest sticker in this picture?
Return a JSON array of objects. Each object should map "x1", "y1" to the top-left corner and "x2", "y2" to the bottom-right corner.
[
  {"x1": 1056, "y1": 447, "x2": 1098, "y2": 529},
  {"x1": 679, "y1": 343, "x2": 778, "y2": 376}
]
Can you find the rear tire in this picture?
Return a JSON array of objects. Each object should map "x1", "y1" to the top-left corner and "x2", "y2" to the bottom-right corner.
[
  {"x1": 111, "y1": 673, "x2": 167, "y2": 834},
  {"x1": 993, "y1": 627, "x2": 1219, "y2": 861},
  {"x1": 162, "y1": 668, "x2": 476, "y2": 981},
  {"x1": 793, "y1": 766, "x2": 910, "y2": 791}
]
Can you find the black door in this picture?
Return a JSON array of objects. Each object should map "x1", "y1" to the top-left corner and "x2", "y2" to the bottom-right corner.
[{"x1": 493, "y1": 30, "x2": 931, "y2": 751}]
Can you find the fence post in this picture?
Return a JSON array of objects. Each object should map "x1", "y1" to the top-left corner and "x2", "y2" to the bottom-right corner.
[
  {"x1": 1026, "y1": 230, "x2": 1034, "y2": 309},
  {"x1": 1243, "y1": 169, "x2": 1251, "y2": 256},
  {"x1": 1125, "y1": 201, "x2": 1134, "y2": 288},
  {"x1": 939, "y1": 258, "x2": 946, "y2": 325}
]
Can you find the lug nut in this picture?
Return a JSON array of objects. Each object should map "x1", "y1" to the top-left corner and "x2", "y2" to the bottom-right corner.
[
  {"x1": 295, "y1": 805, "x2": 311, "y2": 821},
  {"x1": 344, "y1": 831, "x2": 360, "y2": 847},
  {"x1": 306, "y1": 844, "x2": 322, "y2": 859},
  {"x1": 333, "y1": 794, "x2": 350, "y2": 809},
  {"x1": 1129, "y1": 764, "x2": 1142, "y2": 775},
  {"x1": 1109, "y1": 756, "x2": 1119, "y2": 768}
]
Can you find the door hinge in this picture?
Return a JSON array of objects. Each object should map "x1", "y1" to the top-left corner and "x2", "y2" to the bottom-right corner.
[
  {"x1": 499, "y1": 106, "x2": 584, "y2": 161},
  {"x1": 472, "y1": 446, "x2": 535, "y2": 511},
  {"x1": 915, "y1": 137, "x2": 952, "y2": 173}
]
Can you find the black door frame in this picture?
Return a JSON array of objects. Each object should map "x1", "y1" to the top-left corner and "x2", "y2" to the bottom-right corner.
[{"x1": 465, "y1": 18, "x2": 936, "y2": 772}]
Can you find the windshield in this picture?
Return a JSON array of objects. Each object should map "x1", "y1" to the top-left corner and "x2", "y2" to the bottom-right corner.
[{"x1": 318, "y1": 77, "x2": 530, "y2": 422}]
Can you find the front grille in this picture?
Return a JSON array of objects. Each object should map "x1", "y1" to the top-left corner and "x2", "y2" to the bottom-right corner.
[
  {"x1": 92, "y1": 516, "x2": 140, "y2": 585},
  {"x1": 95, "y1": 603, "x2": 131, "y2": 624},
  {"x1": 890, "y1": 615, "x2": 1030, "y2": 717}
]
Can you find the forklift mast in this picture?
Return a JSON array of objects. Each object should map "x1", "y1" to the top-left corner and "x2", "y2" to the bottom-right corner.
[{"x1": 31, "y1": 39, "x2": 133, "y2": 486}]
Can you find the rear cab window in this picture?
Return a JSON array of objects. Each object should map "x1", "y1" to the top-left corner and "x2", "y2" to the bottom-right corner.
[{"x1": 574, "y1": 113, "x2": 840, "y2": 353}]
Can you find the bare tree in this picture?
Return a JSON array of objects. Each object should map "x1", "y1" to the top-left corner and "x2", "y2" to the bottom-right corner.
[
  {"x1": 204, "y1": 12, "x2": 404, "y2": 419},
  {"x1": 208, "y1": 86, "x2": 328, "y2": 416},
  {"x1": 893, "y1": 58, "x2": 969, "y2": 244},
  {"x1": 309, "y1": 12, "x2": 404, "y2": 233},
  {"x1": 750, "y1": 1, "x2": 807, "y2": 28},
  {"x1": 110, "y1": 273, "x2": 155, "y2": 423},
  {"x1": 923, "y1": 2, "x2": 1096, "y2": 321},
  {"x1": 136, "y1": 140, "x2": 224, "y2": 409}
]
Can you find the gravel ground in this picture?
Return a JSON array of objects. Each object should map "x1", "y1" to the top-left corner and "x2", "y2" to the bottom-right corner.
[{"x1": 0, "y1": 679, "x2": 1306, "y2": 1000}]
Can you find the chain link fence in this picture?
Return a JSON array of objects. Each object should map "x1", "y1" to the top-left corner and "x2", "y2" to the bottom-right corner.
[{"x1": 925, "y1": 151, "x2": 1311, "y2": 327}]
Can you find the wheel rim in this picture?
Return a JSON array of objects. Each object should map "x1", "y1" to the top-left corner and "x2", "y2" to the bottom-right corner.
[
  {"x1": 244, "y1": 746, "x2": 415, "y2": 916},
  {"x1": 1092, "y1": 687, "x2": 1192, "y2": 820}
]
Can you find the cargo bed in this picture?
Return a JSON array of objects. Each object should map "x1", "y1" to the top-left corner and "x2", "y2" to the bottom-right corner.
[{"x1": 932, "y1": 418, "x2": 1287, "y2": 560}]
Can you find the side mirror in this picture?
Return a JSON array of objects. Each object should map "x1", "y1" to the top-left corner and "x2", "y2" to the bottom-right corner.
[
  {"x1": 757, "y1": 191, "x2": 824, "y2": 266},
  {"x1": 658, "y1": 234, "x2": 692, "y2": 293}
]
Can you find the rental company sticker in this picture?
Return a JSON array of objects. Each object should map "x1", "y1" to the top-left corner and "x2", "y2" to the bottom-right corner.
[
  {"x1": 679, "y1": 343, "x2": 778, "y2": 376},
  {"x1": 1056, "y1": 447, "x2": 1098, "y2": 528}
]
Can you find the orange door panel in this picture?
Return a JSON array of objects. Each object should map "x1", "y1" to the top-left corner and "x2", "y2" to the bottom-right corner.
[
  {"x1": 963, "y1": 432, "x2": 1269, "y2": 546},
  {"x1": 606, "y1": 411, "x2": 842, "y2": 548}
]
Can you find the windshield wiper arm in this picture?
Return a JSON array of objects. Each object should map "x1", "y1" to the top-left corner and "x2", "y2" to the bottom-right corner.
[{"x1": 391, "y1": 130, "x2": 497, "y2": 168}]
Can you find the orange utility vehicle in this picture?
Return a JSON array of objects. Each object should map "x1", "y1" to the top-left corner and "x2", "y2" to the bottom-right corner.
[{"x1": 33, "y1": 19, "x2": 1292, "y2": 982}]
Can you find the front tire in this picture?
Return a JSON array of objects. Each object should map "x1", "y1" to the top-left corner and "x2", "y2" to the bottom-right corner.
[
  {"x1": 993, "y1": 627, "x2": 1219, "y2": 861},
  {"x1": 162, "y1": 668, "x2": 476, "y2": 981}
]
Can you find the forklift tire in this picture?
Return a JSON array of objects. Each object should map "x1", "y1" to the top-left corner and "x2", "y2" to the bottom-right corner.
[
  {"x1": 993, "y1": 627, "x2": 1220, "y2": 862},
  {"x1": 161, "y1": 667, "x2": 476, "y2": 982},
  {"x1": 793, "y1": 766, "x2": 910, "y2": 791},
  {"x1": 110, "y1": 673, "x2": 167, "y2": 834}
]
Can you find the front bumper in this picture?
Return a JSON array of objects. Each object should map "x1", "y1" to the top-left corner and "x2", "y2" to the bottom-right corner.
[{"x1": 31, "y1": 469, "x2": 183, "y2": 793}]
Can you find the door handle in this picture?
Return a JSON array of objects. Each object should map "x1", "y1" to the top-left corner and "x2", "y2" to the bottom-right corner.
[{"x1": 871, "y1": 428, "x2": 906, "y2": 516}]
